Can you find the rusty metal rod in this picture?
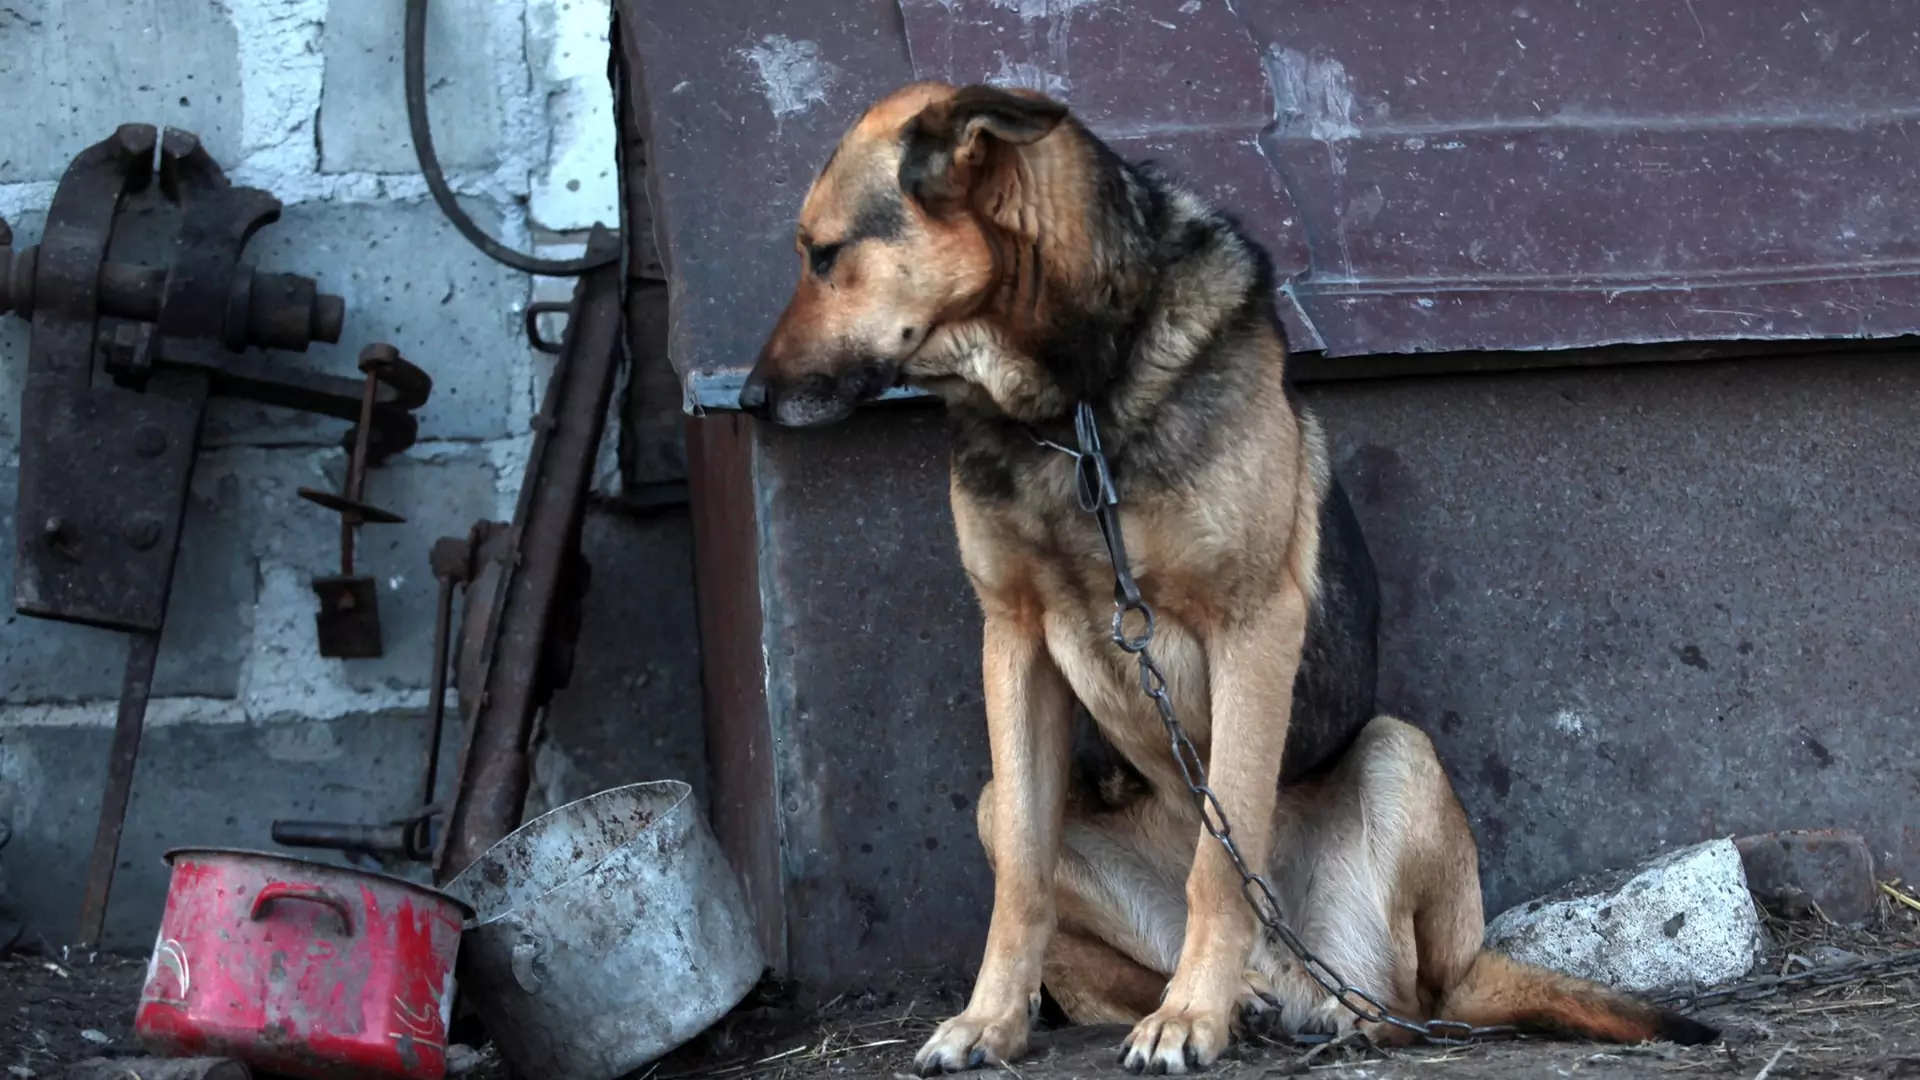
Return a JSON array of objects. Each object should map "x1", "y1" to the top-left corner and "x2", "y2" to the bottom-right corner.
[
  {"x1": 340, "y1": 366, "x2": 382, "y2": 577},
  {"x1": 0, "y1": 252, "x2": 343, "y2": 350},
  {"x1": 76, "y1": 630, "x2": 161, "y2": 948},
  {"x1": 422, "y1": 566, "x2": 457, "y2": 809},
  {"x1": 436, "y1": 230, "x2": 623, "y2": 881}
]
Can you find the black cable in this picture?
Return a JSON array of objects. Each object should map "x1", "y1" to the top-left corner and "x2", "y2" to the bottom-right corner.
[{"x1": 403, "y1": 0, "x2": 619, "y2": 276}]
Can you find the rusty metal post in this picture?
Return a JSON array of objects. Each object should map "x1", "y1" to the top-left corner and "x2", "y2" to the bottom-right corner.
[
  {"x1": 75, "y1": 631, "x2": 160, "y2": 948},
  {"x1": 435, "y1": 226, "x2": 624, "y2": 882},
  {"x1": 297, "y1": 344, "x2": 427, "y2": 659}
]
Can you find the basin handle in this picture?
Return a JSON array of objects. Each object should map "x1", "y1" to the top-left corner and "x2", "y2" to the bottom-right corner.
[
  {"x1": 510, "y1": 932, "x2": 546, "y2": 993},
  {"x1": 251, "y1": 882, "x2": 355, "y2": 936}
]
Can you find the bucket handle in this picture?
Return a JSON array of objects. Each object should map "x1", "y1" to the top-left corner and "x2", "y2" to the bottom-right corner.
[{"x1": 251, "y1": 882, "x2": 355, "y2": 936}]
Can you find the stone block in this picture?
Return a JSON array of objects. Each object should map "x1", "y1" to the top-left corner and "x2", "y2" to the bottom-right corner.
[
  {"x1": 527, "y1": 0, "x2": 621, "y2": 231},
  {"x1": 0, "y1": 1, "x2": 243, "y2": 183},
  {"x1": 319, "y1": 0, "x2": 507, "y2": 174},
  {"x1": 1484, "y1": 839, "x2": 1763, "y2": 993},
  {"x1": 0, "y1": 712, "x2": 461, "y2": 951},
  {"x1": 204, "y1": 200, "x2": 530, "y2": 446},
  {"x1": 1736, "y1": 828, "x2": 1880, "y2": 926},
  {"x1": 0, "y1": 463, "x2": 251, "y2": 704}
]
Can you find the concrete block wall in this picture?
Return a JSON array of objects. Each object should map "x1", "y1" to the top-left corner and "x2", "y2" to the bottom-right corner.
[{"x1": 0, "y1": 0, "x2": 634, "y2": 949}]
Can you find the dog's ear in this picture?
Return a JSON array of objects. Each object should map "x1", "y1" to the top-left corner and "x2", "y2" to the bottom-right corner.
[{"x1": 898, "y1": 84, "x2": 1069, "y2": 211}]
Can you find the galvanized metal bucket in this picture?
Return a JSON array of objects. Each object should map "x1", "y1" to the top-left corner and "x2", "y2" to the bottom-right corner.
[{"x1": 445, "y1": 781, "x2": 764, "y2": 1080}]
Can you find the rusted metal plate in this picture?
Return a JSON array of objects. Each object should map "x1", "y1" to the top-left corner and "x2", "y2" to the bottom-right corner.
[
  {"x1": 899, "y1": 0, "x2": 1269, "y2": 134},
  {"x1": 747, "y1": 406, "x2": 993, "y2": 991},
  {"x1": 14, "y1": 376, "x2": 206, "y2": 632},
  {"x1": 619, "y1": 0, "x2": 1920, "y2": 406},
  {"x1": 685, "y1": 413, "x2": 788, "y2": 972},
  {"x1": 714, "y1": 352, "x2": 1920, "y2": 996},
  {"x1": 1242, "y1": 0, "x2": 1920, "y2": 355}
]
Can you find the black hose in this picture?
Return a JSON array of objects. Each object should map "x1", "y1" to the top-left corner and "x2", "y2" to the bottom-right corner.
[{"x1": 403, "y1": 0, "x2": 619, "y2": 276}]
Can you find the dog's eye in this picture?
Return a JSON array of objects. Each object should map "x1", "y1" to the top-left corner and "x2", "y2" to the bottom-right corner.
[{"x1": 809, "y1": 243, "x2": 843, "y2": 279}]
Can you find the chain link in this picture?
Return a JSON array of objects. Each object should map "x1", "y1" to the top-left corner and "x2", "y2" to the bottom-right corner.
[{"x1": 1045, "y1": 401, "x2": 1518, "y2": 1046}]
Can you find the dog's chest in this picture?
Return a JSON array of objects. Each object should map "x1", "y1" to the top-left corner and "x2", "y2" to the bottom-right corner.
[{"x1": 969, "y1": 495, "x2": 1225, "y2": 765}]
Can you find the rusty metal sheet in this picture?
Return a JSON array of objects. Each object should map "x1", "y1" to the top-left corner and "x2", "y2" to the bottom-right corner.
[
  {"x1": 685, "y1": 413, "x2": 788, "y2": 972},
  {"x1": 620, "y1": 0, "x2": 1920, "y2": 405},
  {"x1": 720, "y1": 352, "x2": 1920, "y2": 996},
  {"x1": 1242, "y1": 0, "x2": 1920, "y2": 355},
  {"x1": 14, "y1": 376, "x2": 206, "y2": 632},
  {"x1": 898, "y1": 0, "x2": 1269, "y2": 134}
]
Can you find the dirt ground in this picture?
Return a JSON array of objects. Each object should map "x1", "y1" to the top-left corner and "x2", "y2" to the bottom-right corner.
[{"x1": 4, "y1": 899, "x2": 1918, "y2": 1080}]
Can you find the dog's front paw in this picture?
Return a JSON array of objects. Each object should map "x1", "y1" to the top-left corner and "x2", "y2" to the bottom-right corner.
[
  {"x1": 1120, "y1": 994, "x2": 1235, "y2": 1075},
  {"x1": 914, "y1": 1009, "x2": 1031, "y2": 1075}
]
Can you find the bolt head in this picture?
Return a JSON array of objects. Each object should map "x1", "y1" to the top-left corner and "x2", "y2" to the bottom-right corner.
[
  {"x1": 133, "y1": 425, "x2": 168, "y2": 458},
  {"x1": 123, "y1": 516, "x2": 162, "y2": 551}
]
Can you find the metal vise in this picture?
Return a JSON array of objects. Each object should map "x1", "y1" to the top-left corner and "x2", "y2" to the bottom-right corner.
[{"x1": 0, "y1": 123, "x2": 428, "y2": 636}]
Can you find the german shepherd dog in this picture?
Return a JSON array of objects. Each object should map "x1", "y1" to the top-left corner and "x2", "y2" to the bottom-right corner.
[{"x1": 741, "y1": 82, "x2": 1717, "y2": 1074}]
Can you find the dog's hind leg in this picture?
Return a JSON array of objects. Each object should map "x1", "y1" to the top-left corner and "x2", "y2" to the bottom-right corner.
[{"x1": 1042, "y1": 929, "x2": 1167, "y2": 1025}]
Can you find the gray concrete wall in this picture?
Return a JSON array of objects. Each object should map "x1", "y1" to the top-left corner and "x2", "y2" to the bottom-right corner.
[
  {"x1": 0, "y1": 1, "x2": 706, "y2": 951},
  {"x1": 744, "y1": 354, "x2": 1920, "y2": 993}
]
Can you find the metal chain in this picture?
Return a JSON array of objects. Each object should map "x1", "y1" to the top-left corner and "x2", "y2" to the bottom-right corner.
[
  {"x1": 1043, "y1": 401, "x2": 1517, "y2": 1046},
  {"x1": 1648, "y1": 948, "x2": 1920, "y2": 1010}
]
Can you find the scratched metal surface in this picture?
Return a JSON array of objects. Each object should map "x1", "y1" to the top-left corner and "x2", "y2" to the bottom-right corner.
[
  {"x1": 736, "y1": 354, "x2": 1920, "y2": 995},
  {"x1": 617, "y1": 0, "x2": 1920, "y2": 409}
]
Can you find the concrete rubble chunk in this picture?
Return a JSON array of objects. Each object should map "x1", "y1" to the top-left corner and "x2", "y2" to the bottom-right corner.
[
  {"x1": 1484, "y1": 838, "x2": 1763, "y2": 993},
  {"x1": 1735, "y1": 828, "x2": 1879, "y2": 926}
]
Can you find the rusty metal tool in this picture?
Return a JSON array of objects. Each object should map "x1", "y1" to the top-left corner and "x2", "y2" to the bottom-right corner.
[
  {"x1": 270, "y1": 526, "x2": 485, "y2": 862},
  {"x1": 1, "y1": 125, "x2": 433, "y2": 946},
  {"x1": 433, "y1": 227, "x2": 621, "y2": 883},
  {"x1": 296, "y1": 343, "x2": 431, "y2": 658},
  {"x1": 270, "y1": 188, "x2": 619, "y2": 881}
]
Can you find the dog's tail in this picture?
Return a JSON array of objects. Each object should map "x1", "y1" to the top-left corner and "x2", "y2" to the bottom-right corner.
[{"x1": 1432, "y1": 950, "x2": 1718, "y2": 1046}]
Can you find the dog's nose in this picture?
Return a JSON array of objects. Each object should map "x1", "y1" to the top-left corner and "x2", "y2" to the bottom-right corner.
[{"x1": 739, "y1": 366, "x2": 769, "y2": 412}]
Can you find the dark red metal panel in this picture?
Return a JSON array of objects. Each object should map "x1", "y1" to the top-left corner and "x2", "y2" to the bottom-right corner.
[
  {"x1": 685, "y1": 413, "x2": 788, "y2": 972},
  {"x1": 899, "y1": 0, "x2": 1320, "y2": 349},
  {"x1": 1239, "y1": 0, "x2": 1920, "y2": 355},
  {"x1": 620, "y1": 0, "x2": 1920, "y2": 404}
]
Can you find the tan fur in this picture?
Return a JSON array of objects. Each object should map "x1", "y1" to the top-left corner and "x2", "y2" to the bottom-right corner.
[{"x1": 992, "y1": 717, "x2": 1707, "y2": 1050}]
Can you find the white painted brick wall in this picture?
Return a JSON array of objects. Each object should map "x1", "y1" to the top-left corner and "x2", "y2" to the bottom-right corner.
[{"x1": 0, "y1": 0, "x2": 622, "y2": 940}]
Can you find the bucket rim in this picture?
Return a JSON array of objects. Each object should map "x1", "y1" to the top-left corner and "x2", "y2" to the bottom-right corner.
[
  {"x1": 162, "y1": 846, "x2": 477, "y2": 920},
  {"x1": 446, "y1": 779, "x2": 695, "y2": 930}
]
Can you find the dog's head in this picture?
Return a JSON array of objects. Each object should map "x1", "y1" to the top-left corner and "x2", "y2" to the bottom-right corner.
[{"x1": 741, "y1": 82, "x2": 1070, "y2": 426}]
